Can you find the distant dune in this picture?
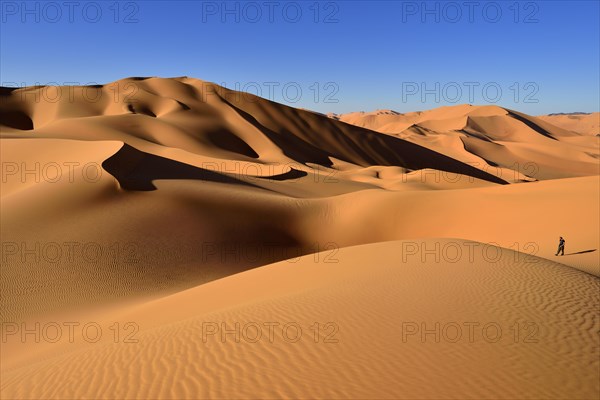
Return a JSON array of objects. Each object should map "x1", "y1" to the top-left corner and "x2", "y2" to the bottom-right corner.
[
  {"x1": 538, "y1": 112, "x2": 599, "y2": 136},
  {"x1": 1, "y1": 78, "x2": 598, "y2": 399},
  {"x1": 330, "y1": 105, "x2": 599, "y2": 180}
]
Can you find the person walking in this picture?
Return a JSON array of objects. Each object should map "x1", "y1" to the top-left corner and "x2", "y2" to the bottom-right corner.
[{"x1": 555, "y1": 236, "x2": 565, "y2": 256}]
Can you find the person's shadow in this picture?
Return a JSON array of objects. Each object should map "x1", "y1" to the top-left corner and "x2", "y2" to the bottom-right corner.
[{"x1": 564, "y1": 249, "x2": 597, "y2": 256}]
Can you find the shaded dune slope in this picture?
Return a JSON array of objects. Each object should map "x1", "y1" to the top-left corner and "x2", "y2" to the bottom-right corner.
[
  {"x1": 333, "y1": 105, "x2": 599, "y2": 180},
  {"x1": 1, "y1": 78, "x2": 506, "y2": 185}
]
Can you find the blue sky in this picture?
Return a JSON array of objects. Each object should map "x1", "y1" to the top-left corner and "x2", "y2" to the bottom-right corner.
[{"x1": 1, "y1": 0, "x2": 598, "y2": 114}]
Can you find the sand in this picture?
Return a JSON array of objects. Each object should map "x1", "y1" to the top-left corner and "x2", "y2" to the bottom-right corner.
[
  {"x1": 537, "y1": 112, "x2": 599, "y2": 136},
  {"x1": 1, "y1": 78, "x2": 598, "y2": 399},
  {"x1": 331, "y1": 106, "x2": 599, "y2": 180},
  {"x1": 2, "y1": 240, "x2": 599, "y2": 399}
]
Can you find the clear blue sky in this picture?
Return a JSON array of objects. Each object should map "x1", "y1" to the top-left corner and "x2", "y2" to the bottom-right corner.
[{"x1": 1, "y1": 0, "x2": 598, "y2": 114}]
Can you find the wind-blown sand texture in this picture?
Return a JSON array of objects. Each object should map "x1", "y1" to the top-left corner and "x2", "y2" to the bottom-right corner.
[{"x1": 1, "y1": 78, "x2": 598, "y2": 399}]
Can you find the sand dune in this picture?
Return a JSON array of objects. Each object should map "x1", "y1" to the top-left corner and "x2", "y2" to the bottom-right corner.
[
  {"x1": 332, "y1": 105, "x2": 599, "y2": 180},
  {"x1": 1, "y1": 79, "x2": 508, "y2": 185},
  {"x1": 2, "y1": 140, "x2": 597, "y2": 322},
  {"x1": 538, "y1": 112, "x2": 599, "y2": 136},
  {"x1": 2, "y1": 240, "x2": 598, "y2": 399},
  {"x1": 1, "y1": 78, "x2": 598, "y2": 399}
]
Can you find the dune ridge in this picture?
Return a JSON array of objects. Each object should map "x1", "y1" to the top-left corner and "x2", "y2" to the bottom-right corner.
[
  {"x1": 1, "y1": 77, "x2": 598, "y2": 399},
  {"x1": 331, "y1": 105, "x2": 599, "y2": 180}
]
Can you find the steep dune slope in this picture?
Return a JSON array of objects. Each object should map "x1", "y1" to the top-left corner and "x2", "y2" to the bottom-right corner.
[
  {"x1": 1, "y1": 78, "x2": 598, "y2": 399},
  {"x1": 0, "y1": 78, "x2": 506, "y2": 185},
  {"x1": 333, "y1": 105, "x2": 599, "y2": 180},
  {"x1": 1, "y1": 79, "x2": 598, "y2": 324}
]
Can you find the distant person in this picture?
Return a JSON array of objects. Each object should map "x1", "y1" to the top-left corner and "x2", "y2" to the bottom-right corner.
[{"x1": 555, "y1": 236, "x2": 565, "y2": 256}]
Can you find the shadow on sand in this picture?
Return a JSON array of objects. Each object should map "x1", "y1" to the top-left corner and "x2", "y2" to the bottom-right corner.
[
  {"x1": 102, "y1": 143, "x2": 306, "y2": 191},
  {"x1": 563, "y1": 249, "x2": 597, "y2": 256}
]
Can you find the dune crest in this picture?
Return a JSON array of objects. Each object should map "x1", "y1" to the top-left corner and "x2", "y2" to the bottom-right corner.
[
  {"x1": 1, "y1": 78, "x2": 598, "y2": 399},
  {"x1": 333, "y1": 104, "x2": 599, "y2": 180}
]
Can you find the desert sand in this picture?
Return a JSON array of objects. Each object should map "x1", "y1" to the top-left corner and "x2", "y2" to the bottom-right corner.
[
  {"x1": 538, "y1": 112, "x2": 599, "y2": 136},
  {"x1": 1, "y1": 77, "x2": 599, "y2": 399}
]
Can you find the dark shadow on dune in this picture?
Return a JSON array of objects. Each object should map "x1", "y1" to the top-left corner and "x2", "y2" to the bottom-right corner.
[
  {"x1": 219, "y1": 97, "x2": 508, "y2": 185},
  {"x1": 407, "y1": 125, "x2": 431, "y2": 136},
  {"x1": 176, "y1": 100, "x2": 191, "y2": 110},
  {"x1": 507, "y1": 110, "x2": 557, "y2": 140},
  {"x1": 102, "y1": 143, "x2": 265, "y2": 191},
  {"x1": 257, "y1": 168, "x2": 308, "y2": 181},
  {"x1": 127, "y1": 103, "x2": 156, "y2": 118},
  {"x1": 0, "y1": 87, "x2": 21, "y2": 96},
  {"x1": 205, "y1": 128, "x2": 259, "y2": 158},
  {"x1": 218, "y1": 97, "x2": 335, "y2": 167},
  {"x1": 0, "y1": 110, "x2": 34, "y2": 130},
  {"x1": 564, "y1": 249, "x2": 597, "y2": 256},
  {"x1": 460, "y1": 125, "x2": 496, "y2": 143}
]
